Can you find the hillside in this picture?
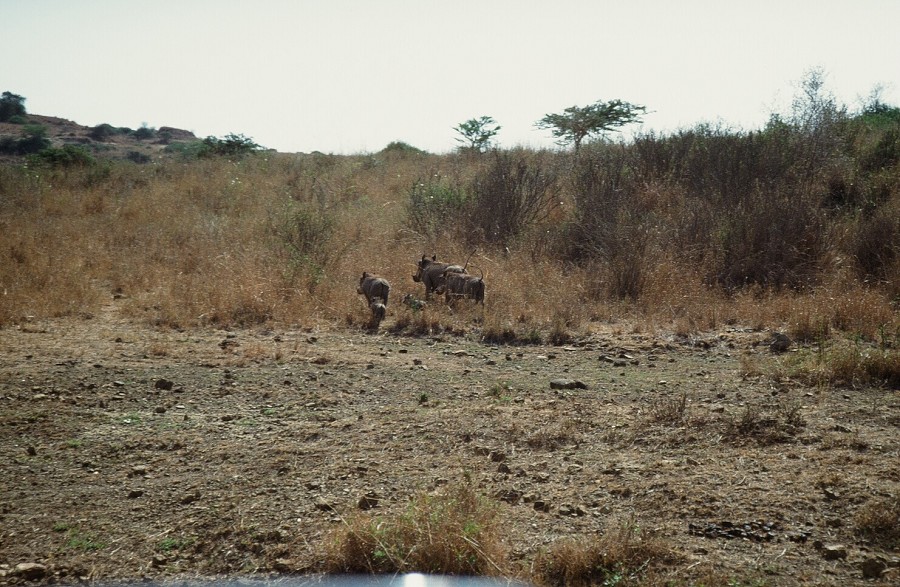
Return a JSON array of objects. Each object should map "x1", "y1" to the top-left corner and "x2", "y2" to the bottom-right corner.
[{"x1": 0, "y1": 113, "x2": 197, "y2": 162}]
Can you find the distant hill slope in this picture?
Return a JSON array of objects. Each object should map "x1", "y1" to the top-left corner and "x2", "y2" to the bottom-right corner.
[{"x1": 0, "y1": 113, "x2": 198, "y2": 162}]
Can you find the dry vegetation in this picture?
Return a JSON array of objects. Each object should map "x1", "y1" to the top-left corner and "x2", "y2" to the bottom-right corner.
[{"x1": 1, "y1": 86, "x2": 899, "y2": 586}]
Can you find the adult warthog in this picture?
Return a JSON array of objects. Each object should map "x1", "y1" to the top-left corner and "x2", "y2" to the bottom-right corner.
[
  {"x1": 412, "y1": 255, "x2": 465, "y2": 299},
  {"x1": 358, "y1": 272, "x2": 390, "y2": 306},
  {"x1": 442, "y1": 268, "x2": 485, "y2": 305}
]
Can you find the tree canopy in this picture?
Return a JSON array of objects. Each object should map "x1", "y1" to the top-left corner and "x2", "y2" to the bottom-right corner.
[
  {"x1": 536, "y1": 99, "x2": 646, "y2": 151},
  {"x1": 0, "y1": 91, "x2": 27, "y2": 122},
  {"x1": 453, "y1": 116, "x2": 501, "y2": 153}
]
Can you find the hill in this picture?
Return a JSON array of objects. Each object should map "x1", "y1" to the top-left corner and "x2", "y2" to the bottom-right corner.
[{"x1": 0, "y1": 113, "x2": 197, "y2": 162}]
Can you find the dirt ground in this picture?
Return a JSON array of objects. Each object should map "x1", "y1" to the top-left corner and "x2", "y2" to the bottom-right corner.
[{"x1": 1, "y1": 299, "x2": 898, "y2": 586}]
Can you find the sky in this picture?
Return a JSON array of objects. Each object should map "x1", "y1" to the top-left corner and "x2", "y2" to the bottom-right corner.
[{"x1": 3, "y1": 0, "x2": 899, "y2": 154}]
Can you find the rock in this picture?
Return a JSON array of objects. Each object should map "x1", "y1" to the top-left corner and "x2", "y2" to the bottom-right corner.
[
  {"x1": 357, "y1": 492, "x2": 379, "y2": 510},
  {"x1": 314, "y1": 498, "x2": 336, "y2": 512},
  {"x1": 13, "y1": 563, "x2": 47, "y2": 580},
  {"x1": 496, "y1": 489, "x2": 521, "y2": 504},
  {"x1": 821, "y1": 544, "x2": 848, "y2": 561},
  {"x1": 550, "y1": 379, "x2": 587, "y2": 390},
  {"x1": 860, "y1": 556, "x2": 887, "y2": 579},
  {"x1": 127, "y1": 489, "x2": 144, "y2": 499},
  {"x1": 533, "y1": 500, "x2": 551, "y2": 513},
  {"x1": 769, "y1": 332, "x2": 792, "y2": 353},
  {"x1": 154, "y1": 378, "x2": 174, "y2": 391}
]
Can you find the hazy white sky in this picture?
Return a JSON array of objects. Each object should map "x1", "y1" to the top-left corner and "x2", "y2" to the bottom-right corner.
[{"x1": 3, "y1": 0, "x2": 898, "y2": 154}]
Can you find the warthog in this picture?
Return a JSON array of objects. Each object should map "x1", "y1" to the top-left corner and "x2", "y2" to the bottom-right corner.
[
  {"x1": 369, "y1": 297, "x2": 386, "y2": 326},
  {"x1": 357, "y1": 272, "x2": 390, "y2": 307},
  {"x1": 442, "y1": 268, "x2": 485, "y2": 305},
  {"x1": 412, "y1": 255, "x2": 465, "y2": 299}
]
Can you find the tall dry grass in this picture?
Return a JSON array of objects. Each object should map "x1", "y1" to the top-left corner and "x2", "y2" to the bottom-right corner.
[{"x1": 1, "y1": 123, "x2": 898, "y2": 349}]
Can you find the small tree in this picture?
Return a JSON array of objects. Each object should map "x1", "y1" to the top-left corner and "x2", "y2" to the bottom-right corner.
[
  {"x1": 0, "y1": 91, "x2": 27, "y2": 122},
  {"x1": 453, "y1": 116, "x2": 501, "y2": 153},
  {"x1": 536, "y1": 99, "x2": 646, "y2": 152}
]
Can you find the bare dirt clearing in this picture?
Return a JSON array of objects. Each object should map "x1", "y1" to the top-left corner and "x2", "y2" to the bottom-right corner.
[{"x1": 1, "y1": 301, "x2": 898, "y2": 586}]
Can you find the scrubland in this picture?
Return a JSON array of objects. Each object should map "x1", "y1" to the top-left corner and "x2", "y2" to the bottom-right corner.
[{"x1": 1, "y1": 95, "x2": 899, "y2": 586}]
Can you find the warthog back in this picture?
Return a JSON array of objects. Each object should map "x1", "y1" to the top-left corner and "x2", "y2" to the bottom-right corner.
[{"x1": 358, "y1": 272, "x2": 390, "y2": 306}]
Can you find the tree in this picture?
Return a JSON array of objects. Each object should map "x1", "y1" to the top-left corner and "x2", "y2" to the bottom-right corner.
[
  {"x1": 454, "y1": 116, "x2": 501, "y2": 153},
  {"x1": 0, "y1": 91, "x2": 27, "y2": 122},
  {"x1": 536, "y1": 99, "x2": 646, "y2": 151}
]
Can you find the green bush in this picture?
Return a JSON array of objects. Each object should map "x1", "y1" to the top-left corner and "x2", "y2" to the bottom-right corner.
[
  {"x1": 199, "y1": 133, "x2": 261, "y2": 158},
  {"x1": 29, "y1": 145, "x2": 96, "y2": 168},
  {"x1": 405, "y1": 174, "x2": 468, "y2": 239}
]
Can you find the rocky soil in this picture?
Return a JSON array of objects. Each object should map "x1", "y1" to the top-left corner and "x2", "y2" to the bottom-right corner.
[{"x1": 1, "y1": 300, "x2": 898, "y2": 586}]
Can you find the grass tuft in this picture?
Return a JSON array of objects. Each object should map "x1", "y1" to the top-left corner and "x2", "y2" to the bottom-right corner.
[{"x1": 322, "y1": 480, "x2": 507, "y2": 576}]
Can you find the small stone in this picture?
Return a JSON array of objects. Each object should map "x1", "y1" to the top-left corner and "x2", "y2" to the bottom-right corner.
[
  {"x1": 154, "y1": 378, "x2": 174, "y2": 391},
  {"x1": 14, "y1": 563, "x2": 47, "y2": 580},
  {"x1": 550, "y1": 379, "x2": 587, "y2": 390},
  {"x1": 821, "y1": 544, "x2": 848, "y2": 561},
  {"x1": 127, "y1": 489, "x2": 144, "y2": 499},
  {"x1": 860, "y1": 557, "x2": 887, "y2": 579},
  {"x1": 357, "y1": 492, "x2": 380, "y2": 510},
  {"x1": 315, "y1": 498, "x2": 336, "y2": 512},
  {"x1": 770, "y1": 332, "x2": 792, "y2": 353}
]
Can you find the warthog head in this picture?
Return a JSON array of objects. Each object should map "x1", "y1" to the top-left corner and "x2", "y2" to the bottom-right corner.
[
  {"x1": 358, "y1": 272, "x2": 390, "y2": 307},
  {"x1": 412, "y1": 254, "x2": 465, "y2": 299}
]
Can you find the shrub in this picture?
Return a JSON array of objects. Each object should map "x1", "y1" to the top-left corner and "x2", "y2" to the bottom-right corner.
[
  {"x1": 380, "y1": 141, "x2": 427, "y2": 156},
  {"x1": 89, "y1": 123, "x2": 117, "y2": 141},
  {"x1": 405, "y1": 174, "x2": 468, "y2": 239},
  {"x1": 15, "y1": 124, "x2": 51, "y2": 154},
  {"x1": 199, "y1": 133, "x2": 261, "y2": 158},
  {"x1": 29, "y1": 145, "x2": 96, "y2": 168},
  {"x1": 133, "y1": 125, "x2": 156, "y2": 140},
  {"x1": 463, "y1": 149, "x2": 561, "y2": 247}
]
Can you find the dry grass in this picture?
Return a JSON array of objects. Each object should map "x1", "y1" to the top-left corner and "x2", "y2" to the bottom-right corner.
[
  {"x1": 0, "y1": 150, "x2": 897, "y2": 353},
  {"x1": 854, "y1": 495, "x2": 900, "y2": 548},
  {"x1": 322, "y1": 480, "x2": 508, "y2": 576},
  {"x1": 533, "y1": 516, "x2": 679, "y2": 586}
]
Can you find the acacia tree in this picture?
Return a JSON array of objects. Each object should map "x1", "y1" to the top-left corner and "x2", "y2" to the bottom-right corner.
[
  {"x1": 536, "y1": 99, "x2": 646, "y2": 152},
  {"x1": 454, "y1": 116, "x2": 501, "y2": 153}
]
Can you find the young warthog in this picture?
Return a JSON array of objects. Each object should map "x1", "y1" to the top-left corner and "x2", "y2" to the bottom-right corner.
[
  {"x1": 412, "y1": 255, "x2": 465, "y2": 299},
  {"x1": 443, "y1": 268, "x2": 485, "y2": 305},
  {"x1": 369, "y1": 297, "x2": 386, "y2": 326},
  {"x1": 358, "y1": 272, "x2": 390, "y2": 306}
]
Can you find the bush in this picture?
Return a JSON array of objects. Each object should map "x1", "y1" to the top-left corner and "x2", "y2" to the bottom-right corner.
[
  {"x1": 380, "y1": 141, "x2": 427, "y2": 156},
  {"x1": 199, "y1": 133, "x2": 261, "y2": 158},
  {"x1": 133, "y1": 125, "x2": 156, "y2": 140},
  {"x1": 29, "y1": 145, "x2": 96, "y2": 168},
  {"x1": 463, "y1": 149, "x2": 561, "y2": 247},
  {"x1": 405, "y1": 174, "x2": 468, "y2": 239},
  {"x1": 14, "y1": 124, "x2": 51, "y2": 155},
  {"x1": 89, "y1": 123, "x2": 118, "y2": 141}
]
